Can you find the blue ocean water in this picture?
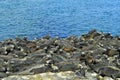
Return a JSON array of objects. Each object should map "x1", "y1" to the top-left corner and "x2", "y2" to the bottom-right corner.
[{"x1": 0, "y1": 0, "x2": 120, "y2": 40}]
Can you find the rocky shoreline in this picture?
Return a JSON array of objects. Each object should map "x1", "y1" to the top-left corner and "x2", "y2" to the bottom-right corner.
[{"x1": 0, "y1": 30, "x2": 120, "y2": 80}]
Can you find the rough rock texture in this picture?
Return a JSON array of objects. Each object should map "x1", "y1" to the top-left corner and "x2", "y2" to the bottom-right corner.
[
  {"x1": 0, "y1": 29, "x2": 120, "y2": 80},
  {"x1": 2, "y1": 71, "x2": 75, "y2": 80},
  {"x1": 1, "y1": 71, "x2": 101, "y2": 80}
]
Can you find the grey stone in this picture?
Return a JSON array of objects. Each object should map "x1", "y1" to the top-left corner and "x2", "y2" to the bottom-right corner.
[
  {"x1": 75, "y1": 68, "x2": 85, "y2": 77},
  {"x1": 0, "y1": 48, "x2": 7, "y2": 55},
  {"x1": 98, "y1": 66, "x2": 120, "y2": 79},
  {"x1": 42, "y1": 35, "x2": 50, "y2": 40},
  {"x1": 13, "y1": 51, "x2": 27, "y2": 58},
  {"x1": 0, "y1": 72, "x2": 7, "y2": 78},
  {"x1": 30, "y1": 66, "x2": 48, "y2": 74},
  {"x1": 103, "y1": 77, "x2": 114, "y2": 80},
  {"x1": 88, "y1": 29, "x2": 97, "y2": 34},
  {"x1": 0, "y1": 58, "x2": 5, "y2": 65},
  {"x1": 0, "y1": 66, "x2": 6, "y2": 72},
  {"x1": 55, "y1": 61, "x2": 80, "y2": 71},
  {"x1": 106, "y1": 49, "x2": 119, "y2": 56}
]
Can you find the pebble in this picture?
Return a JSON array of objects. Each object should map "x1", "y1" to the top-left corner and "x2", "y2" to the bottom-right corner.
[{"x1": 103, "y1": 77, "x2": 114, "y2": 80}]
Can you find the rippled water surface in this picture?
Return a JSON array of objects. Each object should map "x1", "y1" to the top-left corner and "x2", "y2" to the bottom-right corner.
[{"x1": 0, "y1": 0, "x2": 120, "y2": 40}]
